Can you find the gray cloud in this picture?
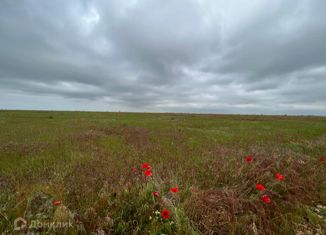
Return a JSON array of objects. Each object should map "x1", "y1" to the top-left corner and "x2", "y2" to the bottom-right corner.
[{"x1": 0, "y1": 0, "x2": 326, "y2": 114}]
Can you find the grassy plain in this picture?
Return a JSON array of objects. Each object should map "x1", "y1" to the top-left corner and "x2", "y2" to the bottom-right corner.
[{"x1": 0, "y1": 110, "x2": 325, "y2": 234}]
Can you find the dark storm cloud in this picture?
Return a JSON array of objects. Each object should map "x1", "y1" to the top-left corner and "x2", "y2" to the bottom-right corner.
[
  {"x1": 218, "y1": 1, "x2": 326, "y2": 79},
  {"x1": 0, "y1": 0, "x2": 326, "y2": 114}
]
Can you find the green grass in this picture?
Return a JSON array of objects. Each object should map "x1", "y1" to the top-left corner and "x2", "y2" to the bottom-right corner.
[{"x1": 0, "y1": 110, "x2": 325, "y2": 234}]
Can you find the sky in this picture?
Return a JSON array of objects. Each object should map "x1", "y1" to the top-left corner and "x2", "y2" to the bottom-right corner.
[{"x1": 1, "y1": 0, "x2": 326, "y2": 115}]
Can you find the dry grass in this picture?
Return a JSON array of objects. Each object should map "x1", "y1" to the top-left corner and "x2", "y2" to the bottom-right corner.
[{"x1": 0, "y1": 142, "x2": 48, "y2": 156}]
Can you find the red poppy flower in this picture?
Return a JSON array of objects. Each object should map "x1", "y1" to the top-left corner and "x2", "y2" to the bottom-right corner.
[
  {"x1": 142, "y1": 163, "x2": 151, "y2": 170},
  {"x1": 161, "y1": 209, "x2": 170, "y2": 220},
  {"x1": 320, "y1": 157, "x2": 325, "y2": 162},
  {"x1": 261, "y1": 194, "x2": 271, "y2": 204},
  {"x1": 256, "y1": 184, "x2": 266, "y2": 191},
  {"x1": 170, "y1": 187, "x2": 179, "y2": 193},
  {"x1": 53, "y1": 200, "x2": 61, "y2": 206},
  {"x1": 133, "y1": 167, "x2": 138, "y2": 173},
  {"x1": 153, "y1": 191, "x2": 159, "y2": 197},
  {"x1": 245, "y1": 155, "x2": 253, "y2": 162},
  {"x1": 144, "y1": 169, "x2": 152, "y2": 177},
  {"x1": 275, "y1": 173, "x2": 285, "y2": 181}
]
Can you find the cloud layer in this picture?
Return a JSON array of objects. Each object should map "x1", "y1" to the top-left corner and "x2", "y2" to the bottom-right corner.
[{"x1": 1, "y1": 0, "x2": 326, "y2": 114}]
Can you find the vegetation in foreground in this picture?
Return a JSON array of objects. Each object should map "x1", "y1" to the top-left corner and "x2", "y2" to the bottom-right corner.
[{"x1": 0, "y1": 110, "x2": 325, "y2": 234}]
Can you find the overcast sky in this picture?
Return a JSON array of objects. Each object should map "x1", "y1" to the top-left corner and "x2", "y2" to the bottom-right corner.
[{"x1": 1, "y1": 0, "x2": 326, "y2": 115}]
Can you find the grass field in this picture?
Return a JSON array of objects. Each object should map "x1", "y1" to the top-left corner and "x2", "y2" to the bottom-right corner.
[{"x1": 0, "y1": 110, "x2": 325, "y2": 234}]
